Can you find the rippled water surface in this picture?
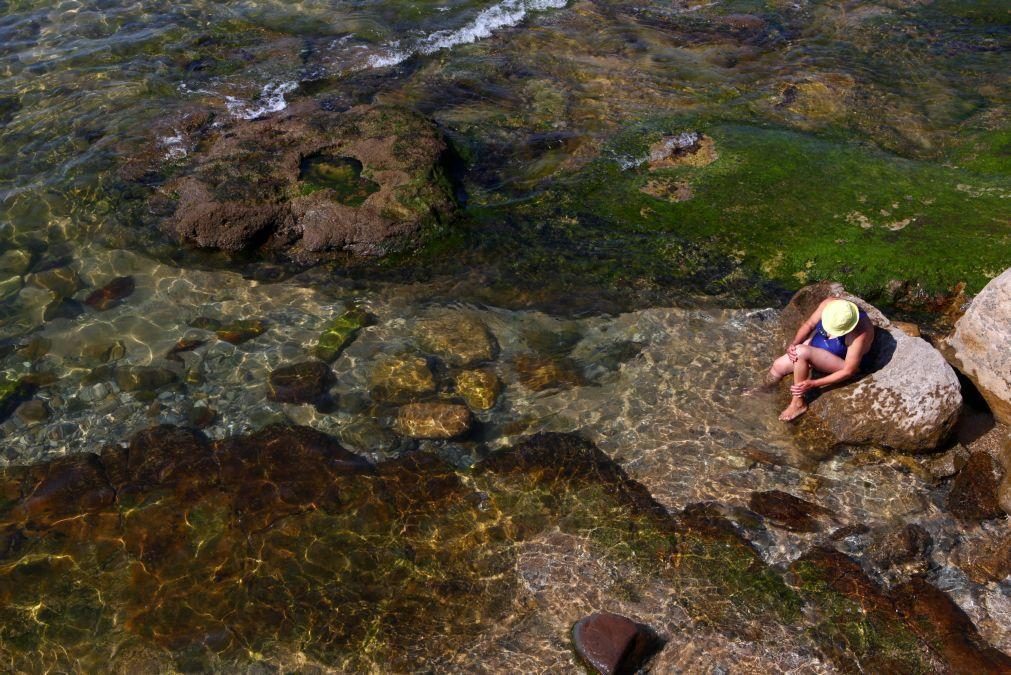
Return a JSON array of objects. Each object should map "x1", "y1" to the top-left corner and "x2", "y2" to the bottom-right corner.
[{"x1": 1, "y1": 0, "x2": 1009, "y2": 670}]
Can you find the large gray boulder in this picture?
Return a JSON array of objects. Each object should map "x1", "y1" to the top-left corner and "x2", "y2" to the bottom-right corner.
[
  {"x1": 781, "y1": 282, "x2": 962, "y2": 452},
  {"x1": 943, "y1": 267, "x2": 1011, "y2": 425}
]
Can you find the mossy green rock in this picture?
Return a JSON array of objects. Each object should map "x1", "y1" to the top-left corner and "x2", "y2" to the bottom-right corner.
[{"x1": 313, "y1": 307, "x2": 370, "y2": 362}]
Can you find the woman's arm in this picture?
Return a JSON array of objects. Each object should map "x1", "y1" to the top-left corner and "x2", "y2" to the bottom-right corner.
[
  {"x1": 788, "y1": 299, "x2": 830, "y2": 351},
  {"x1": 809, "y1": 329, "x2": 869, "y2": 388}
]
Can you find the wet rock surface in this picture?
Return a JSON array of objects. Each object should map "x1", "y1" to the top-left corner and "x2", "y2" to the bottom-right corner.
[
  {"x1": 781, "y1": 281, "x2": 962, "y2": 451},
  {"x1": 947, "y1": 451, "x2": 1006, "y2": 523},
  {"x1": 0, "y1": 426, "x2": 1008, "y2": 670},
  {"x1": 394, "y1": 402, "x2": 472, "y2": 439},
  {"x1": 944, "y1": 267, "x2": 1011, "y2": 424},
  {"x1": 369, "y1": 355, "x2": 436, "y2": 403},
  {"x1": 454, "y1": 368, "x2": 502, "y2": 411},
  {"x1": 142, "y1": 102, "x2": 455, "y2": 261},
  {"x1": 749, "y1": 490, "x2": 832, "y2": 533},
  {"x1": 414, "y1": 313, "x2": 499, "y2": 367},
  {"x1": 267, "y1": 361, "x2": 333, "y2": 405},
  {"x1": 571, "y1": 612, "x2": 664, "y2": 675}
]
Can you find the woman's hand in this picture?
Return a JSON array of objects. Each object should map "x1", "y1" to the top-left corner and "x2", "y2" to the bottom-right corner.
[
  {"x1": 790, "y1": 380, "x2": 815, "y2": 396},
  {"x1": 787, "y1": 344, "x2": 800, "y2": 363}
]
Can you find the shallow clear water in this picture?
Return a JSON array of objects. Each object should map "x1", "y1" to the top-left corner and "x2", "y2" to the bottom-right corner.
[{"x1": 1, "y1": 0, "x2": 1009, "y2": 669}]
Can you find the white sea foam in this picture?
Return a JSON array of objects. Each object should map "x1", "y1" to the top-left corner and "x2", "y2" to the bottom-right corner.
[
  {"x1": 366, "y1": 0, "x2": 567, "y2": 68},
  {"x1": 225, "y1": 81, "x2": 299, "y2": 119},
  {"x1": 159, "y1": 131, "x2": 187, "y2": 160}
]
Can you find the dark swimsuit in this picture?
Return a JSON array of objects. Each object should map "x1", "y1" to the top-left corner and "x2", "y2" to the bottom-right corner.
[{"x1": 809, "y1": 312, "x2": 866, "y2": 359}]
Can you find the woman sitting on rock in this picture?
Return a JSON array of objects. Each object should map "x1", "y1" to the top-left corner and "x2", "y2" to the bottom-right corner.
[{"x1": 766, "y1": 298, "x2": 875, "y2": 421}]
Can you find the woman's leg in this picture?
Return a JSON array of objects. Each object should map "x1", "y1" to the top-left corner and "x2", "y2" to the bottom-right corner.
[{"x1": 778, "y1": 345, "x2": 846, "y2": 420}]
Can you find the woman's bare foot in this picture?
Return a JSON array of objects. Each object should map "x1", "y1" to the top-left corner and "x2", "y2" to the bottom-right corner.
[{"x1": 778, "y1": 398, "x2": 808, "y2": 421}]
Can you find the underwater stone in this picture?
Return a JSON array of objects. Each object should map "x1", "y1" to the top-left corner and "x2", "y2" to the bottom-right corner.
[
  {"x1": 25, "y1": 266, "x2": 82, "y2": 299},
  {"x1": 866, "y1": 524, "x2": 933, "y2": 574},
  {"x1": 515, "y1": 355, "x2": 586, "y2": 392},
  {"x1": 84, "y1": 276, "x2": 135, "y2": 311},
  {"x1": 394, "y1": 402, "x2": 472, "y2": 439},
  {"x1": 571, "y1": 612, "x2": 664, "y2": 675},
  {"x1": 215, "y1": 319, "x2": 267, "y2": 345},
  {"x1": 454, "y1": 369, "x2": 501, "y2": 411},
  {"x1": 313, "y1": 306, "x2": 370, "y2": 362},
  {"x1": 748, "y1": 490, "x2": 831, "y2": 533},
  {"x1": 114, "y1": 366, "x2": 179, "y2": 393},
  {"x1": 946, "y1": 452, "x2": 1005, "y2": 523},
  {"x1": 415, "y1": 314, "x2": 499, "y2": 368},
  {"x1": 0, "y1": 249, "x2": 31, "y2": 277},
  {"x1": 369, "y1": 355, "x2": 436, "y2": 403},
  {"x1": 267, "y1": 361, "x2": 333, "y2": 405},
  {"x1": 0, "y1": 377, "x2": 37, "y2": 423},
  {"x1": 14, "y1": 399, "x2": 50, "y2": 425}
]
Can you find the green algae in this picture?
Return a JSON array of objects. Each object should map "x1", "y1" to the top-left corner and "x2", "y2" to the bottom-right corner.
[{"x1": 313, "y1": 305, "x2": 371, "y2": 362}]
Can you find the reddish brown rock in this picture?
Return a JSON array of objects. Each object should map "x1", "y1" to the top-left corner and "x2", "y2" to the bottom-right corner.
[
  {"x1": 84, "y1": 276, "x2": 135, "y2": 311},
  {"x1": 947, "y1": 452, "x2": 1005, "y2": 523},
  {"x1": 393, "y1": 402, "x2": 472, "y2": 439},
  {"x1": 143, "y1": 102, "x2": 455, "y2": 262},
  {"x1": 571, "y1": 612, "x2": 664, "y2": 675},
  {"x1": 749, "y1": 490, "x2": 831, "y2": 532}
]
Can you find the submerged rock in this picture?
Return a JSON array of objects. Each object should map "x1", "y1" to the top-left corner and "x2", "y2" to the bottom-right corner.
[
  {"x1": 394, "y1": 402, "x2": 472, "y2": 439},
  {"x1": 748, "y1": 490, "x2": 832, "y2": 532},
  {"x1": 865, "y1": 523, "x2": 933, "y2": 575},
  {"x1": 26, "y1": 266, "x2": 81, "y2": 298},
  {"x1": 947, "y1": 452, "x2": 1005, "y2": 523},
  {"x1": 84, "y1": 276, "x2": 135, "y2": 311},
  {"x1": 369, "y1": 355, "x2": 436, "y2": 403},
  {"x1": 943, "y1": 267, "x2": 1011, "y2": 425},
  {"x1": 781, "y1": 282, "x2": 962, "y2": 452},
  {"x1": 515, "y1": 355, "x2": 586, "y2": 392},
  {"x1": 114, "y1": 366, "x2": 179, "y2": 393},
  {"x1": 0, "y1": 377, "x2": 39, "y2": 422},
  {"x1": 267, "y1": 361, "x2": 333, "y2": 405},
  {"x1": 414, "y1": 314, "x2": 498, "y2": 367},
  {"x1": 214, "y1": 319, "x2": 267, "y2": 344},
  {"x1": 571, "y1": 612, "x2": 664, "y2": 675},
  {"x1": 144, "y1": 102, "x2": 455, "y2": 261},
  {"x1": 454, "y1": 369, "x2": 502, "y2": 411}
]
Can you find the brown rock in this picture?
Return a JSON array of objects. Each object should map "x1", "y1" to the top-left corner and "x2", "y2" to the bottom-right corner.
[
  {"x1": 369, "y1": 355, "x2": 436, "y2": 403},
  {"x1": 14, "y1": 399, "x2": 49, "y2": 424},
  {"x1": 84, "y1": 276, "x2": 135, "y2": 311},
  {"x1": 26, "y1": 266, "x2": 81, "y2": 298},
  {"x1": 415, "y1": 314, "x2": 498, "y2": 367},
  {"x1": 943, "y1": 267, "x2": 1011, "y2": 424},
  {"x1": 647, "y1": 132, "x2": 717, "y2": 170},
  {"x1": 947, "y1": 452, "x2": 1005, "y2": 522},
  {"x1": 454, "y1": 369, "x2": 501, "y2": 411},
  {"x1": 515, "y1": 355, "x2": 585, "y2": 392},
  {"x1": 215, "y1": 319, "x2": 267, "y2": 344},
  {"x1": 892, "y1": 577, "x2": 1011, "y2": 672},
  {"x1": 892, "y1": 320, "x2": 921, "y2": 338},
  {"x1": 952, "y1": 529, "x2": 1011, "y2": 584},
  {"x1": 781, "y1": 281, "x2": 962, "y2": 452},
  {"x1": 146, "y1": 102, "x2": 455, "y2": 262},
  {"x1": 571, "y1": 612, "x2": 664, "y2": 675},
  {"x1": 748, "y1": 490, "x2": 831, "y2": 532},
  {"x1": 866, "y1": 523, "x2": 932, "y2": 571},
  {"x1": 267, "y1": 361, "x2": 333, "y2": 405},
  {"x1": 394, "y1": 403, "x2": 472, "y2": 439},
  {"x1": 114, "y1": 366, "x2": 179, "y2": 393}
]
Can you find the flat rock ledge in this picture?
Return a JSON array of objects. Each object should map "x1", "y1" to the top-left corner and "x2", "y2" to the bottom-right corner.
[{"x1": 781, "y1": 282, "x2": 962, "y2": 452}]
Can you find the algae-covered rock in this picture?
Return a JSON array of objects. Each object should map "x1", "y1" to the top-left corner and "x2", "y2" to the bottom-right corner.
[
  {"x1": 648, "y1": 131, "x2": 718, "y2": 170},
  {"x1": 454, "y1": 369, "x2": 501, "y2": 411},
  {"x1": 394, "y1": 402, "x2": 472, "y2": 439},
  {"x1": 415, "y1": 313, "x2": 499, "y2": 367},
  {"x1": 369, "y1": 355, "x2": 436, "y2": 403},
  {"x1": 943, "y1": 267, "x2": 1011, "y2": 425},
  {"x1": 313, "y1": 306, "x2": 370, "y2": 362},
  {"x1": 781, "y1": 281, "x2": 962, "y2": 452},
  {"x1": 145, "y1": 102, "x2": 455, "y2": 261},
  {"x1": 0, "y1": 377, "x2": 37, "y2": 422}
]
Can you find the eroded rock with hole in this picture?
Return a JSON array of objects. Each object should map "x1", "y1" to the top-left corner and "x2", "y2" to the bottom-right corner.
[
  {"x1": 144, "y1": 102, "x2": 455, "y2": 262},
  {"x1": 781, "y1": 281, "x2": 962, "y2": 452}
]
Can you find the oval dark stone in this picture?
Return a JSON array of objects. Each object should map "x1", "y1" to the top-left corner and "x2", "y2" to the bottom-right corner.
[
  {"x1": 267, "y1": 361, "x2": 333, "y2": 405},
  {"x1": 571, "y1": 612, "x2": 663, "y2": 675}
]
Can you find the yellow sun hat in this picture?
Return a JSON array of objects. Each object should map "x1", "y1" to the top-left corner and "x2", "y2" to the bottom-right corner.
[{"x1": 822, "y1": 299, "x2": 860, "y2": 337}]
